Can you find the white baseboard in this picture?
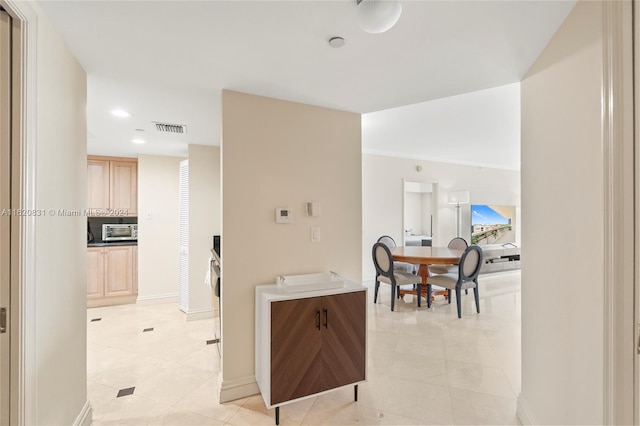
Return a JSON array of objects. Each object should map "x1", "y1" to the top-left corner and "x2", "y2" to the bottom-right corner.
[
  {"x1": 219, "y1": 375, "x2": 260, "y2": 403},
  {"x1": 136, "y1": 293, "x2": 179, "y2": 305},
  {"x1": 73, "y1": 401, "x2": 92, "y2": 426},
  {"x1": 516, "y1": 394, "x2": 535, "y2": 425},
  {"x1": 186, "y1": 307, "x2": 214, "y2": 321}
]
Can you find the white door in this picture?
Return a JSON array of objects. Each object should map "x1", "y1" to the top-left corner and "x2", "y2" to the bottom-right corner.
[
  {"x1": 0, "y1": 7, "x2": 12, "y2": 425},
  {"x1": 179, "y1": 160, "x2": 189, "y2": 312}
]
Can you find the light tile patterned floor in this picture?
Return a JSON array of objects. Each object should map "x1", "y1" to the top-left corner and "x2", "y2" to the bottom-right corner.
[{"x1": 87, "y1": 270, "x2": 521, "y2": 425}]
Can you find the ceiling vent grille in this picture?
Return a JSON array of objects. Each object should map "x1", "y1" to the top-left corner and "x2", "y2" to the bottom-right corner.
[{"x1": 153, "y1": 121, "x2": 187, "y2": 134}]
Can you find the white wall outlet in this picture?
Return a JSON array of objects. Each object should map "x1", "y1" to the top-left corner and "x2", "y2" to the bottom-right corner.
[
  {"x1": 311, "y1": 227, "x2": 320, "y2": 242},
  {"x1": 145, "y1": 212, "x2": 153, "y2": 220}
]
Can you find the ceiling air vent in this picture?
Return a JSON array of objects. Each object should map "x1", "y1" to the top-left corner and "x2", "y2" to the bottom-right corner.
[{"x1": 153, "y1": 121, "x2": 187, "y2": 135}]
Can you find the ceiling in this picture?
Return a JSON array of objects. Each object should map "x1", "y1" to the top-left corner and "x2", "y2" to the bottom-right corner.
[{"x1": 38, "y1": 0, "x2": 576, "y2": 168}]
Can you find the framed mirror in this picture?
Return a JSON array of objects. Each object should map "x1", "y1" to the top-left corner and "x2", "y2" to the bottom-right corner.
[{"x1": 402, "y1": 180, "x2": 438, "y2": 246}]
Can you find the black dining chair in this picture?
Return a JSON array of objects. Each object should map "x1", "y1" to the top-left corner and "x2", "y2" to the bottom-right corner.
[
  {"x1": 372, "y1": 242, "x2": 423, "y2": 311},
  {"x1": 429, "y1": 237, "x2": 468, "y2": 275},
  {"x1": 429, "y1": 237, "x2": 470, "y2": 298},
  {"x1": 426, "y1": 245, "x2": 483, "y2": 318},
  {"x1": 376, "y1": 235, "x2": 417, "y2": 275}
]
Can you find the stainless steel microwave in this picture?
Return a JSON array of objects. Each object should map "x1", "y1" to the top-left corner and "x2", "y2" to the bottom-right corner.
[{"x1": 102, "y1": 224, "x2": 137, "y2": 241}]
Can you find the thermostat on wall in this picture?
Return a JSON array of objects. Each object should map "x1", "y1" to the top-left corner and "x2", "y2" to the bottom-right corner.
[{"x1": 276, "y1": 208, "x2": 292, "y2": 224}]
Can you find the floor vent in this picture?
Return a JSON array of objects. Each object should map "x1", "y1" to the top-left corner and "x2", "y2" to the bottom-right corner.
[{"x1": 153, "y1": 121, "x2": 187, "y2": 134}]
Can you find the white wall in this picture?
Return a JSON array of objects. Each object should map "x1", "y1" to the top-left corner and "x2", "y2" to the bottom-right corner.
[
  {"x1": 519, "y1": 1, "x2": 604, "y2": 423},
  {"x1": 363, "y1": 153, "x2": 520, "y2": 280},
  {"x1": 363, "y1": 82, "x2": 521, "y2": 170},
  {"x1": 187, "y1": 144, "x2": 220, "y2": 320},
  {"x1": 220, "y1": 90, "x2": 361, "y2": 401},
  {"x1": 30, "y1": 2, "x2": 88, "y2": 423},
  {"x1": 137, "y1": 155, "x2": 182, "y2": 303}
]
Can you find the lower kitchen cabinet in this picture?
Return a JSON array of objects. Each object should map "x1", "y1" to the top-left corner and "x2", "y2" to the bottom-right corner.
[
  {"x1": 256, "y1": 281, "x2": 366, "y2": 423},
  {"x1": 87, "y1": 245, "x2": 137, "y2": 306}
]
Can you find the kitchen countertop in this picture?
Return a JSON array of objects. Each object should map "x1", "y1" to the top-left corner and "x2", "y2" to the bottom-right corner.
[{"x1": 88, "y1": 241, "x2": 138, "y2": 247}]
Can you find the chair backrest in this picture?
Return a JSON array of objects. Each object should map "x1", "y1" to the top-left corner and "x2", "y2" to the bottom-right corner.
[
  {"x1": 377, "y1": 235, "x2": 397, "y2": 249},
  {"x1": 458, "y1": 245, "x2": 483, "y2": 282},
  {"x1": 448, "y1": 237, "x2": 468, "y2": 251},
  {"x1": 372, "y1": 242, "x2": 394, "y2": 279}
]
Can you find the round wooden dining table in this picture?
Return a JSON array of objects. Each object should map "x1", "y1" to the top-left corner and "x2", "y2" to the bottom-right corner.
[{"x1": 390, "y1": 246, "x2": 464, "y2": 300}]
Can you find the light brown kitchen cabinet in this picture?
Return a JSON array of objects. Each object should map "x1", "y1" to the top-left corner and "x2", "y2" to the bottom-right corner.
[
  {"x1": 87, "y1": 156, "x2": 137, "y2": 216},
  {"x1": 132, "y1": 245, "x2": 138, "y2": 294},
  {"x1": 87, "y1": 159, "x2": 110, "y2": 211},
  {"x1": 87, "y1": 245, "x2": 137, "y2": 307},
  {"x1": 86, "y1": 247, "x2": 104, "y2": 299}
]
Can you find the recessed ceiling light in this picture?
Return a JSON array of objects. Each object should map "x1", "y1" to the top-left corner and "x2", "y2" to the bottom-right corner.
[
  {"x1": 132, "y1": 129, "x2": 145, "y2": 144},
  {"x1": 328, "y1": 37, "x2": 346, "y2": 48},
  {"x1": 111, "y1": 109, "x2": 131, "y2": 118}
]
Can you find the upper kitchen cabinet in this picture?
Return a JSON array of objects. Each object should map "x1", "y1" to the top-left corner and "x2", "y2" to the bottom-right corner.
[
  {"x1": 87, "y1": 158, "x2": 110, "y2": 211},
  {"x1": 87, "y1": 156, "x2": 137, "y2": 216}
]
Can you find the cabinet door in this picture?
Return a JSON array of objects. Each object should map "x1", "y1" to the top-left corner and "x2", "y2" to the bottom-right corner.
[
  {"x1": 87, "y1": 159, "x2": 110, "y2": 211},
  {"x1": 87, "y1": 247, "x2": 104, "y2": 299},
  {"x1": 110, "y1": 161, "x2": 137, "y2": 214},
  {"x1": 132, "y1": 245, "x2": 138, "y2": 294},
  {"x1": 104, "y1": 246, "x2": 133, "y2": 297},
  {"x1": 321, "y1": 291, "x2": 366, "y2": 392},
  {"x1": 270, "y1": 297, "x2": 323, "y2": 405}
]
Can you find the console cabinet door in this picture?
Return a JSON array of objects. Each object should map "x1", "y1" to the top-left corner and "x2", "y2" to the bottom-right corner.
[
  {"x1": 320, "y1": 291, "x2": 366, "y2": 392},
  {"x1": 104, "y1": 246, "x2": 134, "y2": 297},
  {"x1": 110, "y1": 161, "x2": 137, "y2": 214},
  {"x1": 270, "y1": 297, "x2": 323, "y2": 405},
  {"x1": 87, "y1": 247, "x2": 105, "y2": 299}
]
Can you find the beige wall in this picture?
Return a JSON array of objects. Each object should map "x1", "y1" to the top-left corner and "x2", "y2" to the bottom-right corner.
[
  {"x1": 31, "y1": 2, "x2": 88, "y2": 423},
  {"x1": 519, "y1": 1, "x2": 604, "y2": 423},
  {"x1": 187, "y1": 144, "x2": 220, "y2": 319},
  {"x1": 362, "y1": 153, "x2": 520, "y2": 280},
  {"x1": 137, "y1": 155, "x2": 182, "y2": 302},
  {"x1": 220, "y1": 90, "x2": 361, "y2": 400}
]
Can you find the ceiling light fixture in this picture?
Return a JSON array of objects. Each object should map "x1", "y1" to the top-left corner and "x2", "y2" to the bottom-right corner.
[
  {"x1": 355, "y1": 0, "x2": 402, "y2": 34},
  {"x1": 111, "y1": 109, "x2": 131, "y2": 118},
  {"x1": 328, "y1": 36, "x2": 346, "y2": 48},
  {"x1": 131, "y1": 129, "x2": 145, "y2": 144}
]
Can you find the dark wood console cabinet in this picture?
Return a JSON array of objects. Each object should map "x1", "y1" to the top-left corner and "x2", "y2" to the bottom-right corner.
[{"x1": 256, "y1": 281, "x2": 367, "y2": 424}]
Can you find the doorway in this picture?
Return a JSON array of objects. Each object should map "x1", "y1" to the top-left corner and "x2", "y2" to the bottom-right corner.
[{"x1": 402, "y1": 179, "x2": 437, "y2": 247}]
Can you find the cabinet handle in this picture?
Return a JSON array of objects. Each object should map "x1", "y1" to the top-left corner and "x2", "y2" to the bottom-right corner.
[
  {"x1": 323, "y1": 308, "x2": 328, "y2": 329},
  {"x1": 316, "y1": 310, "x2": 321, "y2": 330}
]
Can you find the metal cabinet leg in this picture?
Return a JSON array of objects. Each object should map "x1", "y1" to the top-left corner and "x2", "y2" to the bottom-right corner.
[{"x1": 275, "y1": 406, "x2": 279, "y2": 425}]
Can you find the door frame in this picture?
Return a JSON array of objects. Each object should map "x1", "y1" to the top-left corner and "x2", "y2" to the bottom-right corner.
[
  {"x1": 0, "y1": 0, "x2": 37, "y2": 423},
  {"x1": 602, "y1": 0, "x2": 635, "y2": 424},
  {"x1": 0, "y1": 6, "x2": 11, "y2": 425},
  {"x1": 634, "y1": 1, "x2": 640, "y2": 423}
]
